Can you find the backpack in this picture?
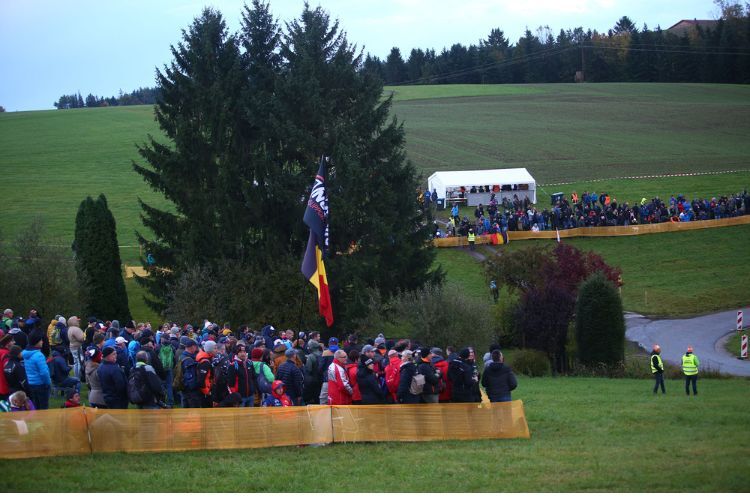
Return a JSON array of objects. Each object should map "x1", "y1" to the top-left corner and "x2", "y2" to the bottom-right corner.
[
  {"x1": 159, "y1": 344, "x2": 174, "y2": 370},
  {"x1": 181, "y1": 359, "x2": 198, "y2": 391},
  {"x1": 50, "y1": 325, "x2": 62, "y2": 345},
  {"x1": 254, "y1": 362, "x2": 272, "y2": 395},
  {"x1": 127, "y1": 367, "x2": 146, "y2": 404},
  {"x1": 409, "y1": 373, "x2": 425, "y2": 395}
]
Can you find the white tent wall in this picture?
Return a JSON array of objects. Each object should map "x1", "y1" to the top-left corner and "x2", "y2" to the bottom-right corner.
[{"x1": 427, "y1": 168, "x2": 537, "y2": 207}]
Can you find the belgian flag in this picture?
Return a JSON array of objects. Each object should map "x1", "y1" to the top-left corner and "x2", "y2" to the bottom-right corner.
[{"x1": 301, "y1": 157, "x2": 334, "y2": 327}]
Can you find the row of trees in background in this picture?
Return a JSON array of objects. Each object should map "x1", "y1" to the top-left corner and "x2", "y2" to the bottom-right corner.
[
  {"x1": 53, "y1": 87, "x2": 160, "y2": 109},
  {"x1": 366, "y1": 6, "x2": 750, "y2": 85}
]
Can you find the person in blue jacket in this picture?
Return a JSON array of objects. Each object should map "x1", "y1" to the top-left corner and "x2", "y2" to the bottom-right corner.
[
  {"x1": 22, "y1": 332, "x2": 52, "y2": 409},
  {"x1": 97, "y1": 346, "x2": 128, "y2": 409}
]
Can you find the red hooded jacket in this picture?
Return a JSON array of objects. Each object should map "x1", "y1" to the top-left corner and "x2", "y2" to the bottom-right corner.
[
  {"x1": 433, "y1": 358, "x2": 452, "y2": 402},
  {"x1": 346, "y1": 363, "x2": 361, "y2": 402}
]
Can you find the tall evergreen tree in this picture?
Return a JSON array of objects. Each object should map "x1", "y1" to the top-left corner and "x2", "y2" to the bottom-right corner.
[
  {"x1": 575, "y1": 272, "x2": 625, "y2": 367},
  {"x1": 73, "y1": 194, "x2": 131, "y2": 322}
]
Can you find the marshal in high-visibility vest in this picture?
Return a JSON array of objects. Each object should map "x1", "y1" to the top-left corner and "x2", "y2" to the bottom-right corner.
[
  {"x1": 650, "y1": 345, "x2": 665, "y2": 395},
  {"x1": 682, "y1": 346, "x2": 700, "y2": 396},
  {"x1": 650, "y1": 353, "x2": 663, "y2": 373}
]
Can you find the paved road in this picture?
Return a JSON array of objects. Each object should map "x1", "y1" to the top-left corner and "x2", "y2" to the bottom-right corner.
[
  {"x1": 457, "y1": 244, "x2": 750, "y2": 376},
  {"x1": 625, "y1": 308, "x2": 750, "y2": 376}
]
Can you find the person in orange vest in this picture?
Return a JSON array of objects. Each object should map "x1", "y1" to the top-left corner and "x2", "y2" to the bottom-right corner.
[{"x1": 571, "y1": 191, "x2": 579, "y2": 204}]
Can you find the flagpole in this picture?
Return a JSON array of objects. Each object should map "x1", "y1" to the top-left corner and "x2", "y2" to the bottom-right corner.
[{"x1": 297, "y1": 280, "x2": 306, "y2": 334}]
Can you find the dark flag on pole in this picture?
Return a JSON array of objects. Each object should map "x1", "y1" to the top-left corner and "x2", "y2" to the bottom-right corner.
[{"x1": 301, "y1": 157, "x2": 334, "y2": 327}]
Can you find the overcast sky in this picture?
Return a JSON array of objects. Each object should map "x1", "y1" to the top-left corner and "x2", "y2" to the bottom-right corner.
[{"x1": 0, "y1": 0, "x2": 720, "y2": 111}]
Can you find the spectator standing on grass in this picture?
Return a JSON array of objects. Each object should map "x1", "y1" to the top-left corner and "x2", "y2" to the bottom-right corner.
[
  {"x1": 98, "y1": 346, "x2": 128, "y2": 409},
  {"x1": 4, "y1": 345, "x2": 29, "y2": 396},
  {"x1": 358, "y1": 358, "x2": 385, "y2": 404},
  {"x1": 226, "y1": 344, "x2": 255, "y2": 407},
  {"x1": 85, "y1": 346, "x2": 106, "y2": 408},
  {"x1": 682, "y1": 346, "x2": 700, "y2": 396},
  {"x1": 481, "y1": 350, "x2": 517, "y2": 402},
  {"x1": 327, "y1": 349, "x2": 353, "y2": 405},
  {"x1": 22, "y1": 332, "x2": 51, "y2": 410},
  {"x1": 0, "y1": 332, "x2": 13, "y2": 401},
  {"x1": 303, "y1": 340, "x2": 323, "y2": 405},
  {"x1": 396, "y1": 350, "x2": 420, "y2": 404},
  {"x1": 448, "y1": 348, "x2": 476, "y2": 403},
  {"x1": 131, "y1": 351, "x2": 165, "y2": 409},
  {"x1": 276, "y1": 349, "x2": 304, "y2": 406},
  {"x1": 650, "y1": 344, "x2": 665, "y2": 395},
  {"x1": 418, "y1": 348, "x2": 442, "y2": 403},
  {"x1": 67, "y1": 316, "x2": 85, "y2": 380}
]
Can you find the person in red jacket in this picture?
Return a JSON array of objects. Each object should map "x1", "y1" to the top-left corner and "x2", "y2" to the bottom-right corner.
[
  {"x1": 0, "y1": 332, "x2": 14, "y2": 400},
  {"x1": 430, "y1": 347, "x2": 452, "y2": 402},
  {"x1": 384, "y1": 350, "x2": 402, "y2": 403},
  {"x1": 262, "y1": 380, "x2": 292, "y2": 407},
  {"x1": 327, "y1": 349, "x2": 353, "y2": 405},
  {"x1": 346, "y1": 350, "x2": 362, "y2": 404}
]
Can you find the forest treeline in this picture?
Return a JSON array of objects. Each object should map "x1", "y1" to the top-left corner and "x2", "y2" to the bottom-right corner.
[{"x1": 53, "y1": 87, "x2": 159, "y2": 110}]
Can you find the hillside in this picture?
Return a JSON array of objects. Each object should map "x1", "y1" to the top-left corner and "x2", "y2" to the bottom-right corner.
[{"x1": 2, "y1": 83, "x2": 749, "y2": 251}]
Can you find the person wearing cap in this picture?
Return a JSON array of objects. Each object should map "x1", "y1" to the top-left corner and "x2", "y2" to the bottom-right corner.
[
  {"x1": 327, "y1": 337, "x2": 340, "y2": 354},
  {"x1": 97, "y1": 346, "x2": 128, "y2": 409},
  {"x1": 276, "y1": 348, "x2": 304, "y2": 406},
  {"x1": 179, "y1": 339, "x2": 202, "y2": 408},
  {"x1": 373, "y1": 337, "x2": 387, "y2": 365},
  {"x1": 303, "y1": 340, "x2": 323, "y2": 405},
  {"x1": 85, "y1": 346, "x2": 106, "y2": 408},
  {"x1": 327, "y1": 349, "x2": 353, "y2": 405},
  {"x1": 0, "y1": 331, "x2": 14, "y2": 400},
  {"x1": 396, "y1": 350, "x2": 420, "y2": 404},
  {"x1": 131, "y1": 351, "x2": 166, "y2": 409},
  {"x1": 114, "y1": 336, "x2": 132, "y2": 379},
  {"x1": 262, "y1": 380, "x2": 292, "y2": 407},
  {"x1": 650, "y1": 344, "x2": 665, "y2": 395},
  {"x1": 226, "y1": 345, "x2": 255, "y2": 407},
  {"x1": 250, "y1": 347, "x2": 275, "y2": 401},
  {"x1": 195, "y1": 340, "x2": 216, "y2": 407},
  {"x1": 682, "y1": 346, "x2": 700, "y2": 396},
  {"x1": 22, "y1": 331, "x2": 51, "y2": 410},
  {"x1": 429, "y1": 348, "x2": 451, "y2": 402},
  {"x1": 357, "y1": 358, "x2": 385, "y2": 404},
  {"x1": 271, "y1": 341, "x2": 288, "y2": 376}
]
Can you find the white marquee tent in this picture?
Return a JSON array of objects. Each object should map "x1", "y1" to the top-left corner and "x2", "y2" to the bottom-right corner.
[{"x1": 428, "y1": 168, "x2": 537, "y2": 207}]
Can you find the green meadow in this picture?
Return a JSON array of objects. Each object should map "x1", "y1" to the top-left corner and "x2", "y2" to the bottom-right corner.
[
  {"x1": 1, "y1": 377, "x2": 747, "y2": 492},
  {"x1": 1, "y1": 83, "x2": 749, "y2": 321}
]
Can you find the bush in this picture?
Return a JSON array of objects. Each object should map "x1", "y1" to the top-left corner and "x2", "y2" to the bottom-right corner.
[
  {"x1": 511, "y1": 349, "x2": 551, "y2": 377},
  {"x1": 575, "y1": 272, "x2": 625, "y2": 367},
  {"x1": 357, "y1": 282, "x2": 495, "y2": 351},
  {"x1": 491, "y1": 294, "x2": 520, "y2": 347}
]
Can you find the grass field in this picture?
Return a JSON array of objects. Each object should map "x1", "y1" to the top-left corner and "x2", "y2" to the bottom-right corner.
[
  {"x1": 2, "y1": 376, "x2": 747, "y2": 492},
  {"x1": 435, "y1": 223, "x2": 750, "y2": 317}
]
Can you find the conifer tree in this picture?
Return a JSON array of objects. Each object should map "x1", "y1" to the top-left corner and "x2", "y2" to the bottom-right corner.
[
  {"x1": 73, "y1": 194, "x2": 131, "y2": 322},
  {"x1": 575, "y1": 272, "x2": 625, "y2": 366}
]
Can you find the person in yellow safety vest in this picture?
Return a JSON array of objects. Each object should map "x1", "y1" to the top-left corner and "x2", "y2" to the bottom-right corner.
[
  {"x1": 650, "y1": 344, "x2": 665, "y2": 394},
  {"x1": 682, "y1": 345, "x2": 700, "y2": 396},
  {"x1": 467, "y1": 227, "x2": 476, "y2": 252}
]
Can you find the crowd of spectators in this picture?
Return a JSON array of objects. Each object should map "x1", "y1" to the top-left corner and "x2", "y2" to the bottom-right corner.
[
  {"x1": 0, "y1": 309, "x2": 517, "y2": 412},
  {"x1": 429, "y1": 189, "x2": 750, "y2": 237}
]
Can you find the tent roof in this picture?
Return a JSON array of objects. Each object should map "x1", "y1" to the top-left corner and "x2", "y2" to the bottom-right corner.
[{"x1": 428, "y1": 168, "x2": 536, "y2": 187}]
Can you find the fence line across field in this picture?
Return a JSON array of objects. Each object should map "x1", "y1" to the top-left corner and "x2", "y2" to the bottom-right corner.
[
  {"x1": 433, "y1": 214, "x2": 750, "y2": 248},
  {"x1": 0, "y1": 401, "x2": 530, "y2": 459}
]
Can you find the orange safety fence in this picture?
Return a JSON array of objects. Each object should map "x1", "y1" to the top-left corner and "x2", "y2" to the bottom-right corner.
[
  {"x1": 0, "y1": 402, "x2": 530, "y2": 459},
  {"x1": 331, "y1": 400, "x2": 530, "y2": 443},
  {"x1": 433, "y1": 214, "x2": 750, "y2": 247}
]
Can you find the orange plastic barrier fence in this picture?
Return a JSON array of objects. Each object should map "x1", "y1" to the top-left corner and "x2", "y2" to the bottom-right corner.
[
  {"x1": 331, "y1": 400, "x2": 530, "y2": 443},
  {"x1": 0, "y1": 402, "x2": 529, "y2": 458},
  {"x1": 433, "y1": 215, "x2": 750, "y2": 247}
]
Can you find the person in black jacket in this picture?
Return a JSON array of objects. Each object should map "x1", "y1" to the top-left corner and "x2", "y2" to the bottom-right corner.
[
  {"x1": 3, "y1": 345, "x2": 29, "y2": 395},
  {"x1": 396, "y1": 350, "x2": 420, "y2": 404},
  {"x1": 357, "y1": 358, "x2": 385, "y2": 404},
  {"x1": 97, "y1": 346, "x2": 128, "y2": 409},
  {"x1": 448, "y1": 348, "x2": 477, "y2": 403},
  {"x1": 276, "y1": 349, "x2": 304, "y2": 406},
  {"x1": 417, "y1": 348, "x2": 442, "y2": 403},
  {"x1": 132, "y1": 351, "x2": 165, "y2": 409},
  {"x1": 481, "y1": 350, "x2": 517, "y2": 402},
  {"x1": 226, "y1": 345, "x2": 256, "y2": 407}
]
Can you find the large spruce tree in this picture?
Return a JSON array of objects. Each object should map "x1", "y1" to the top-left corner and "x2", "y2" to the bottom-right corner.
[
  {"x1": 575, "y1": 272, "x2": 625, "y2": 366},
  {"x1": 73, "y1": 194, "x2": 131, "y2": 322},
  {"x1": 134, "y1": 2, "x2": 439, "y2": 328}
]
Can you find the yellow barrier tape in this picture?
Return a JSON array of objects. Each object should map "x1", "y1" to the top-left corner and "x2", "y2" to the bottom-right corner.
[
  {"x1": 0, "y1": 402, "x2": 529, "y2": 458},
  {"x1": 433, "y1": 215, "x2": 750, "y2": 247}
]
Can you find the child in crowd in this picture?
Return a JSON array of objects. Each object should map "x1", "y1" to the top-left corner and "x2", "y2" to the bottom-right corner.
[
  {"x1": 262, "y1": 380, "x2": 292, "y2": 407},
  {"x1": 63, "y1": 388, "x2": 82, "y2": 408},
  {"x1": 8, "y1": 391, "x2": 35, "y2": 411}
]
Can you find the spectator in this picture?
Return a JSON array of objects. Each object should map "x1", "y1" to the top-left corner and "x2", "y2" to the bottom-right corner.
[
  {"x1": 481, "y1": 350, "x2": 517, "y2": 402},
  {"x1": 8, "y1": 391, "x2": 35, "y2": 411},
  {"x1": 262, "y1": 380, "x2": 292, "y2": 407},
  {"x1": 276, "y1": 349, "x2": 304, "y2": 406},
  {"x1": 430, "y1": 348, "x2": 451, "y2": 403},
  {"x1": 85, "y1": 346, "x2": 106, "y2": 408},
  {"x1": 358, "y1": 358, "x2": 385, "y2": 404},
  {"x1": 303, "y1": 340, "x2": 323, "y2": 405},
  {"x1": 226, "y1": 345, "x2": 255, "y2": 407},
  {"x1": 67, "y1": 316, "x2": 85, "y2": 380},
  {"x1": 417, "y1": 348, "x2": 442, "y2": 403},
  {"x1": 48, "y1": 346, "x2": 81, "y2": 393},
  {"x1": 396, "y1": 350, "x2": 420, "y2": 404},
  {"x1": 0, "y1": 331, "x2": 13, "y2": 400},
  {"x1": 179, "y1": 339, "x2": 202, "y2": 408},
  {"x1": 345, "y1": 350, "x2": 362, "y2": 404},
  {"x1": 327, "y1": 349, "x2": 353, "y2": 405},
  {"x1": 22, "y1": 332, "x2": 51, "y2": 410},
  {"x1": 384, "y1": 350, "x2": 402, "y2": 402},
  {"x1": 63, "y1": 388, "x2": 81, "y2": 408},
  {"x1": 114, "y1": 337, "x2": 131, "y2": 378},
  {"x1": 4, "y1": 345, "x2": 29, "y2": 396},
  {"x1": 448, "y1": 348, "x2": 476, "y2": 403},
  {"x1": 157, "y1": 334, "x2": 176, "y2": 407},
  {"x1": 97, "y1": 346, "x2": 128, "y2": 409},
  {"x1": 130, "y1": 351, "x2": 165, "y2": 409}
]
